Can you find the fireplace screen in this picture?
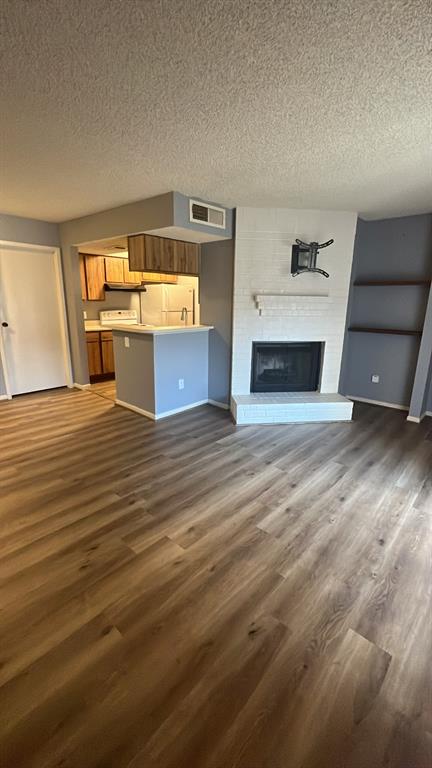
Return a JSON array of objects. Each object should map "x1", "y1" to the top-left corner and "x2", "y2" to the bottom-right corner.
[{"x1": 251, "y1": 342, "x2": 322, "y2": 393}]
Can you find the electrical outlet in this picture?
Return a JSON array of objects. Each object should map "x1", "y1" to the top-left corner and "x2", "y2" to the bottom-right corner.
[
  {"x1": 371, "y1": 374, "x2": 380, "y2": 383},
  {"x1": 124, "y1": 337, "x2": 130, "y2": 348},
  {"x1": 178, "y1": 378, "x2": 184, "y2": 390}
]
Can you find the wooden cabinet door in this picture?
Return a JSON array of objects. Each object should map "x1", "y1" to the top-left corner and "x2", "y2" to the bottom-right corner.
[
  {"x1": 84, "y1": 255, "x2": 105, "y2": 300},
  {"x1": 159, "y1": 237, "x2": 176, "y2": 272},
  {"x1": 79, "y1": 254, "x2": 88, "y2": 300},
  {"x1": 123, "y1": 261, "x2": 143, "y2": 284},
  {"x1": 105, "y1": 256, "x2": 124, "y2": 283},
  {"x1": 101, "y1": 338, "x2": 115, "y2": 374},
  {"x1": 141, "y1": 271, "x2": 158, "y2": 283},
  {"x1": 128, "y1": 235, "x2": 145, "y2": 271},
  {"x1": 173, "y1": 240, "x2": 186, "y2": 273},
  {"x1": 184, "y1": 242, "x2": 200, "y2": 274},
  {"x1": 160, "y1": 273, "x2": 178, "y2": 284},
  {"x1": 143, "y1": 235, "x2": 163, "y2": 271},
  {"x1": 86, "y1": 334, "x2": 103, "y2": 376},
  {"x1": 128, "y1": 234, "x2": 199, "y2": 275}
]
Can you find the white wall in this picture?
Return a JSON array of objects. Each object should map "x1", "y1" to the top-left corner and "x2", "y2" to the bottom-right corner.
[{"x1": 231, "y1": 208, "x2": 357, "y2": 395}]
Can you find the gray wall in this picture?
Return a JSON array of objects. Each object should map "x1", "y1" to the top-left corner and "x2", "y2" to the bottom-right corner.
[
  {"x1": 340, "y1": 214, "x2": 432, "y2": 407},
  {"x1": 154, "y1": 332, "x2": 209, "y2": 415},
  {"x1": 427, "y1": 372, "x2": 432, "y2": 412},
  {"x1": 173, "y1": 192, "x2": 234, "y2": 240},
  {"x1": 0, "y1": 214, "x2": 61, "y2": 395},
  {"x1": 200, "y1": 239, "x2": 234, "y2": 405},
  {"x1": 113, "y1": 330, "x2": 209, "y2": 417},
  {"x1": 408, "y1": 287, "x2": 432, "y2": 419},
  {"x1": 0, "y1": 213, "x2": 59, "y2": 247},
  {"x1": 113, "y1": 332, "x2": 155, "y2": 413}
]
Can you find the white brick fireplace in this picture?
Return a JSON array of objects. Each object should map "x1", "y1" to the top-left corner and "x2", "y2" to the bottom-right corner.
[{"x1": 231, "y1": 207, "x2": 357, "y2": 424}]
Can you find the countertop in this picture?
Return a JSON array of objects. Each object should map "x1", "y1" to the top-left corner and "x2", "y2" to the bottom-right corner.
[
  {"x1": 110, "y1": 324, "x2": 214, "y2": 335},
  {"x1": 84, "y1": 320, "x2": 107, "y2": 332}
]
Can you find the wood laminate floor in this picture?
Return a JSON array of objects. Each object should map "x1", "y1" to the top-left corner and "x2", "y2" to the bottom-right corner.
[
  {"x1": 90, "y1": 380, "x2": 117, "y2": 402},
  {"x1": 0, "y1": 388, "x2": 431, "y2": 768}
]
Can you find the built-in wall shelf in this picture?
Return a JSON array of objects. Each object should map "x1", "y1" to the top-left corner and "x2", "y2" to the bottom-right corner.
[
  {"x1": 348, "y1": 327, "x2": 422, "y2": 336},
  {"x1": 354, "y1": 280, "x2": 431, "y2": 287}
]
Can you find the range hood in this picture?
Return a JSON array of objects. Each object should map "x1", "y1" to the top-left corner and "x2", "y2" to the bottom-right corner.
[{"x1": 104, "y1": 282, "x2": 147, "y2": 292}]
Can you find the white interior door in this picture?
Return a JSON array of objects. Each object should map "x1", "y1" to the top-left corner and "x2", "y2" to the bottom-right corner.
[{"x1": 0, "y1": 246, "x2": 69, "y2": 396}]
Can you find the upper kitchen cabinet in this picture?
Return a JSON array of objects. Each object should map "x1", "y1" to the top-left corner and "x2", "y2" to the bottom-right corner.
[
  {"x1": 123, "y1": 261, "x2": 143, "y2": 284},
  {"x1": 104, "y1": 256, "x2": 124, "y2": 283},
  {"x1": 83, "y1": 254, "x2": 105, "y2": 300},
  {"x1": 105, "y1": 256, "x2": 146, "y2": 284},
  {"x1": 128, "y1": 234, "x2": 200, "y2": 275}
]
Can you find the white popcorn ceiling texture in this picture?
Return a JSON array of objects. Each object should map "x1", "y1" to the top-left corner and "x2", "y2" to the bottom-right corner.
[{"x1": 1, "y1": 0, "x2": 431, "y2": 222}]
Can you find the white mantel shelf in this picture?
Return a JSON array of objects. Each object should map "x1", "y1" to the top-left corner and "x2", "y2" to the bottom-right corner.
[
  {"x1": 254, "y1": 293, "x2": 331, "y2": 316},
  {"x1": 110, "y1": 324, "x2": 213, "y2": 335}
]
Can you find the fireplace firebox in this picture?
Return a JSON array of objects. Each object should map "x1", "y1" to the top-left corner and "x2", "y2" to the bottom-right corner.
[{"x1": 251, "y1": 341, "x2": 322, "y2": 393}]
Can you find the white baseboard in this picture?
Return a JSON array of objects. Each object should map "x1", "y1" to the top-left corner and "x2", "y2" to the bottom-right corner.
[
  {"x1": 115, "y1": 399, "x2": 156, "y2": 420},
  {"x1": 208, "y1": 399, "x2": 230, "y2": 410},
  {"x1": 407, "y1": 411, "x2": 432, "y2": 423},
  {"x1": 115, "y1": 398, "x2": 209, "y2": 420},
  {"x1": 73, "y1": 382, "x2": 91, "y2": 391},
  {"x1": 155, "y1": 400, "x2": 209, "y2": 419},
  {"x1": 347, "y1": 395, "x2": 408, "y2": 411},
  {"x1": 349, "y1": 397, "x2": 432, "y2": 424},
  {"x1": 0, "y1": 394, "x2": 10, "y2": 401}
]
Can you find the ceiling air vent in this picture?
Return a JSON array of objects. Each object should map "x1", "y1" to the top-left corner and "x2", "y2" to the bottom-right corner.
[{"x1": 189, "y1": 199, "x2": 226, "y2": 229}]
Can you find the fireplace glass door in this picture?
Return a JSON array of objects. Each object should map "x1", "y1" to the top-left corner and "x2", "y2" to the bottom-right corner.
[{"x1": 251, "y1": 342, "x2": 322, "y2": 393}]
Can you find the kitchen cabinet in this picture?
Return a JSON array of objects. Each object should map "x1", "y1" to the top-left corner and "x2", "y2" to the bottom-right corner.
[
  {"x1": 105, "y1": 256, "x2": 124, "y2": 283},
  {"x1": 174, "y1": 240, "x2": 199, "y2": 274},
  {"x1": 123, "y1": 261, "x2": 143, "y2": 284},
  {"x1": 81, "y1": 252, "x2": 180, "y2": 302},
  {"x1": 83, "y1": 254, "x2": 105, "y2": 300},
  {"x1": 128, "y1": 234, "x2": 200, "y2": 275},
  {"x1": 105, "y1": 256, "x2": 144, "y2": 284},
  {"x1": 79, "y1": 254, "x2": 88, "y2": 300},
  {"x1": 101, "y1": 330, "x2": 115, "y2": 374},
  {"x1": 86, "y1": 331, "x2": 103, "y2": 376},
  {"x1": 86, "y1": 330, "x2": 114, "y2": 380},
  {"x1": 128, "y1": 235, "x2": 146, "y2": 272}
]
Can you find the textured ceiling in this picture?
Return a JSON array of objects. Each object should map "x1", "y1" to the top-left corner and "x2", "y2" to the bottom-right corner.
[{"x1": 1, "y1": 0, "x2": 431, "y2": 222}]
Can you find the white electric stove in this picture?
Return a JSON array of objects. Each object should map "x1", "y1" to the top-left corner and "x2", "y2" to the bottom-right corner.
[{"x1": 99, "y1": 309, "x2": 138, "y2": 326}]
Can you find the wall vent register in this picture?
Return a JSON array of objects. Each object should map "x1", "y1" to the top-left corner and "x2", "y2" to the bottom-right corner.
[
  {"x1": 189, "y1": 200, "x2": 226, "y2": 229},
  {"x1": 251, "y1": 341, "x2": 322, "y2": 393}
]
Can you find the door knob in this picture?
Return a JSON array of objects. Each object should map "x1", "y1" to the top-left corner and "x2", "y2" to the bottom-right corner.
[{"x1": 1, "y1": 322, "x2": 8, "y2": 327}]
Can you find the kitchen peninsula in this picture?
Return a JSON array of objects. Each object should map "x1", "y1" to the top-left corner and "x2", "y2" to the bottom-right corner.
[{"x1": 111, "y1": 324, "x2": 214, "y2": 419}]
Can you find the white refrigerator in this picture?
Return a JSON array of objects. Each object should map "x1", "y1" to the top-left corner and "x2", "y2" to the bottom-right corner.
[{"x1": 140, "y1": 283, "x2": 195, "y2": 326}]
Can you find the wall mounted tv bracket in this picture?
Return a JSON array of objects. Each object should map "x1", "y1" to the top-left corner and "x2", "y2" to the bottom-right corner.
[{"x1": 291, "y1": 238, "x2": 334, "y2": 278}]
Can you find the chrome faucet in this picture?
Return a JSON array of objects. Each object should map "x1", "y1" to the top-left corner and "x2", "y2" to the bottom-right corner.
[{"x1": 181, "y1": 306, "x2": 188, "y2": 324}]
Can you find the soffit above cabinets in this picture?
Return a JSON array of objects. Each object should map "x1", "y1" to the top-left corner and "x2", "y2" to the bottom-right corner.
[
  {"x1": 78, "y1": 236, "x2": 128, "y2": 257},
  {"x1": 142, "y1": 226, "x2": 228, "y2": 243},
  {"x1": 78, "y1": 226, "x2": 229, "y2": 256}
]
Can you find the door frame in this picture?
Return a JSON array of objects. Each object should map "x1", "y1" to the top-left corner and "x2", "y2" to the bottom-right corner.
[{"x1": 0, "y1": 240, "x2": 73, "y2": 399}]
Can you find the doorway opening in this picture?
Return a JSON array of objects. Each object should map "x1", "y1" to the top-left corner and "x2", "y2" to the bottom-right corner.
[{"x1": 77, "y1": 235, "x2": 200, "y2": 401}]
